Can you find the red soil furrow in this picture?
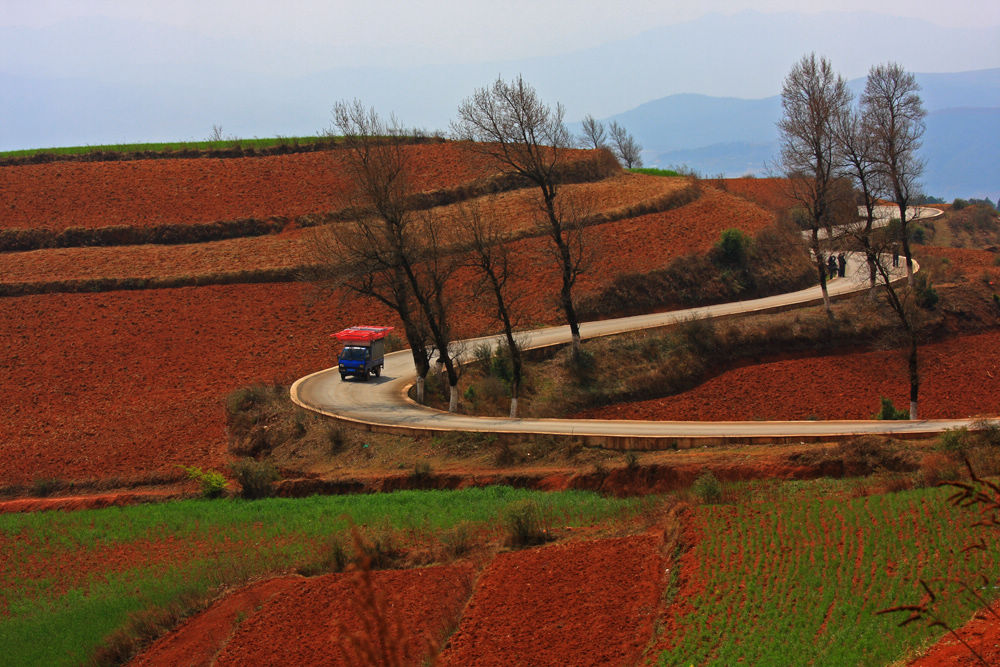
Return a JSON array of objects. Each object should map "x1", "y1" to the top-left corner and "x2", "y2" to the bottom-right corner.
[
  {"x1": 437, "y1": 534, "x2": 665, "y2": 666},
  {"x1": 133, "y1": 576, "x2": 303, "y2": 667},
  {"x1": 0, "y1": 145, "x2": 501, "y2": 232},
  {"x1": 210, "y1": 564, "x2": 475, "y2": 667},
  {"x1": 0, "y1": 174, "x2": 690, "y2": 286},
  {"x1": 575, "y1": 330, "x2": 1000, "y2": 422}
]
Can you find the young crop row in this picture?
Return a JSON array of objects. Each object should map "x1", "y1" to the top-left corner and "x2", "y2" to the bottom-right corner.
[
  {"x1": 0, "y1": 487, "x2": 651, "y2": 665},
  {"x1": 660, "y1": 484, "x2": 999, "y2": 665}
]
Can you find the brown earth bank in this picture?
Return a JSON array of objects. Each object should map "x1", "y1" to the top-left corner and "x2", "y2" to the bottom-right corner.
[
  {"x1": 574, "y1": 330, "x2": 1000, "y2": 422},
  {"x1": 908, "y1": 600, "x2": 1000, "y2": 665}
]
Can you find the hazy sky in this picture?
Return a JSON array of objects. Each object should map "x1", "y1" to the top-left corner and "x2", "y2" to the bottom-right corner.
[{"x1": 5, "y1": 0, "x2": 999, "y2": 68}]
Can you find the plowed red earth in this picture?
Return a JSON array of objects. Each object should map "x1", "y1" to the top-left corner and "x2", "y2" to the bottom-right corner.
[
  {"x1": 212, "y1": 564, "x2": 474, "y2": 666},
  {"x1": 718, "y1": 177, "x2": 796, "y2": 213},
  {"x1": 575, "y1": 330, "x2": 1000, "y2": 422},
  {"x1": 0, "y1": 145, "x2": 498, "y2": 231},
  {"x1": 0, "y1": 174, "x2": 691, "y2": 285},
  {"x1": 438, "y1": 534, "x2": 665, "y2": 666},
  {"x1": 0, "y1": 185, "x2": 768, "y2": 488},
  {"x1": 133, "y1": 533, "x2": 666, "y2": 666}
]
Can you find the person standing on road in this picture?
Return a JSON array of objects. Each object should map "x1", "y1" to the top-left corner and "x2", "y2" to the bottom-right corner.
[
  {"x1": 837, "y1": 253, "x2": 846, "y2": 278},
  {"x1": 827, "y1": 254, "x2": 838, "y2": 279}
]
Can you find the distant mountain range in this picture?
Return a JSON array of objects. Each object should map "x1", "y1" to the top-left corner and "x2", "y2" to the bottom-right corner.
[
  {"x1": 1, "y1": 11, "x2": 997, "y2": 199},
  {"x1": 601, "y1": 69, "x2": 1000, "y2": 201}
]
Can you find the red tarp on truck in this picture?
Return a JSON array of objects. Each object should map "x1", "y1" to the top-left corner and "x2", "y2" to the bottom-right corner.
[{"x1": 331, "y1": 326, "x2": 394, "y2": 343}]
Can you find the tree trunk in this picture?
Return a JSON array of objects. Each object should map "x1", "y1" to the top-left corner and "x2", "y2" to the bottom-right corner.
[
  {"x1": 509, "y1": 396, "x2": 518, "y2": 419},
  {"x1": 898, "y1": 203, "x2": 915, "y2": 286},
  {"x1": 813, "y1": 228, "x2": 832, "y2": 317},
  {"x1": 414, "y1": 375, "x2": 425, "y2": 404},
  {"x1": 908, "y1": 336, "x2": 919, "y2": 420},
  {"x1": 449, "y1": 384, "x2": 459, "y2": 413}
]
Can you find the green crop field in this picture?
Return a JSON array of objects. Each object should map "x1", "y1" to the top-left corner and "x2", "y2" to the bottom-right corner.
[
  {"x1": 660, "y1": 482, "x2": 999, "y2": 666},
  {"x1": 0, "y1": 135, "x2": 333, "y2": 160}
]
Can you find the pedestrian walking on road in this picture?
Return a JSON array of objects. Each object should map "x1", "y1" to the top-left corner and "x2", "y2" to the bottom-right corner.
[
  {"x1": 892, "y1": 245, "x2": 900, "y2": 268},
  {"x1": 837, "y1": 253, "x2": 846, "y2": 278},
  {"x1": 827, "y1": 254, "x2": 838, "y2": 279}
]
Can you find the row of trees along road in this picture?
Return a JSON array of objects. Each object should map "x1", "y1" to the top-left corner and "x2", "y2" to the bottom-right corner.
[
  {"x1": 778, "y1": 54, "x2": 928, "y2": 418},
  {"x1": 311, "y1": 76, "x2": 642, "y2": 416}
]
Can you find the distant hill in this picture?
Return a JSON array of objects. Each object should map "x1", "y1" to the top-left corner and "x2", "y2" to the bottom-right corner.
[{"x1": 605, "y1": 69, "x2": 1000, "y2": 201}]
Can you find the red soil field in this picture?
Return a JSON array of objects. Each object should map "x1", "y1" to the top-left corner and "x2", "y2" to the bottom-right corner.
[
  {"x1": 212, "y1": 564, "x2": 474, "y2": 666},
  {"x1": 0, "y1": 174, "x2": 692, "y2": 286},
  {"x1": 437, "y1": 534, "x2": 665, "y2": 666},
  {"x1": 718, "y1": 177, "x2": 796, "y2": 213},
  {"x1": 0, "y1": 145, "x2": 490, "y2": 232},
  {"x1": 0, "y1": 184, "x2": 771, "y2": 488},
  {"x1": 575, "y1": 330, "x2": 1000, "y2": 422}
]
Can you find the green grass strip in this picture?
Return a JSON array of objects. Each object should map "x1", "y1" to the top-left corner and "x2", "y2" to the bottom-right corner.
[{"x1": 0, "y1": 136, "x2": 332, "y2": 159}]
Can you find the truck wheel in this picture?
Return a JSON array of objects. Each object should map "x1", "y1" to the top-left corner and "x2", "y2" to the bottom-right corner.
[
  {"x1": 374, "y1": 366, "x2": 381, "y2": 377},
  {"x1": 359, "y1": 372, "x2": 368, "y2": 382},
  {"x1": 340, "y1": 373, "x2": 347, "y2": 381}
]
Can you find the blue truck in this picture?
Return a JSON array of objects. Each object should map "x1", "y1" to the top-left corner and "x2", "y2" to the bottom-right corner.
[{"x1": 333, "y1": 326, "x2": 393, "y2": 381}]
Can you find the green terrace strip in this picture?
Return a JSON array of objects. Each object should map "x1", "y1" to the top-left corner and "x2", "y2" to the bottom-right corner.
[
  {"x1": 0, "y1": 136, "x2": 336, "y2": 160},
  {"x1": 660, "y1": 482, "x2": 1000, "y2": 666},
  {"x1": 0, "y1": 487, "x2": 649, "y2": 666},
  {"x1": 629, "y1": 167, "x2": 683, "y2": 177}
]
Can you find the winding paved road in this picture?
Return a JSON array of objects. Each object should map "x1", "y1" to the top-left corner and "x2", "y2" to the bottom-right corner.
[{"x1": 291, "y1": 206, "x2": 988, "y2": 447}]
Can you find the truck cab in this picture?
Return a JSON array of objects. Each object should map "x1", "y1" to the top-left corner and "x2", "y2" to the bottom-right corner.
[{"x1": 333, "y1": 326, "x2": 393, "y2": 381}]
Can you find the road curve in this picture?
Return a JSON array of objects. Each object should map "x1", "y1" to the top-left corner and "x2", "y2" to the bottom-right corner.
[{"x1": 291, "y1": 208, "x2": 989, "y2": 447}]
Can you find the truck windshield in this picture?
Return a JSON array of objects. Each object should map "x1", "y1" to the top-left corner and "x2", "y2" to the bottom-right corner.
[{"x1": 340, "y1": 346, "x2": 369, "y2": 361}]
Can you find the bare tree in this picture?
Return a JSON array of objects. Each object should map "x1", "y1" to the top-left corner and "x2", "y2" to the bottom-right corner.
[
  {"x1": 777, "y1": 53, "x2": 852, "y2": 318},
  {"x1": 458, "y1": 200, "x2": 525, "y2": 417},
  {"x1": 310, "y1": 101, "x2": 464, "y2": 408},
  {"x1": 452, "y1": 75, "x2": 586, "y2": 357},
  {"x1": 849, "y1": 220, "x2": 934, "y2": 419},
  {"x1": 833, "y1": 101, "x2": 885, "y2": 293},
  {"x1": 862, "y1": 62, "x2": 926, "y2": 286},
  {"x1": 579, "y1": 114, "x2": 608, "y2": 150},
  {"x1": 608, "y1": 121, "x2": 643, "y2": 168}
]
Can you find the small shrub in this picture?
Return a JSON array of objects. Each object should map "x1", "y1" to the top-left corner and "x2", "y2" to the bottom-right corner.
[
  {"x1": 938, "y1": 427, "x2": 972, "y2": 453},
  {"x1": 441, "y1": 520, "x2": 476, "y2": 559},
  {"x1": 917, "y1": 453, "x2": 961, "y2": 487},
  {"x1": 914, "y1": 273, "x2": 938, "y2": 309},
  {"x1": 714, "y1": 228, "x2": 751, "y2": 267},
  {"x1": 228, "y1": 459, "x2": 280, "y2": 499},
  {"x1": 625, "y1": 451, "x2": 640, "y2": 471},
  {"x1": 323, "y1": 423, "x2": 346, "y2": 454},
  {"x1": 503, "y1": 499, "x2": 550, "y2": 547},
  {"x1": 692, "y1": 471, "x2": 722, "y2": 504},
  {"x1": 359, "y1": 526, "x2": 402, "y2": 569},
  {"x1": 179, "y1": 465, "x2": 228, "y2": 499},
  {"x1": 410, "y1": 462, "x2": 433, "y2": 488},
  {"x1": 971, "y1": 418, "x2": 1000, "y2": 447},
  {"x1": 299, "y1": 534, "x2": 351, "y2": 576},
  {"x1": 494, "y1": 441, "x2": 517, "y2": 466},
  {"x1": 30, "y1": 478, "x2": 64, "y2": 497},
  {"x1": 874, "y1": 397, "x2": 909, "y2": 420}
]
